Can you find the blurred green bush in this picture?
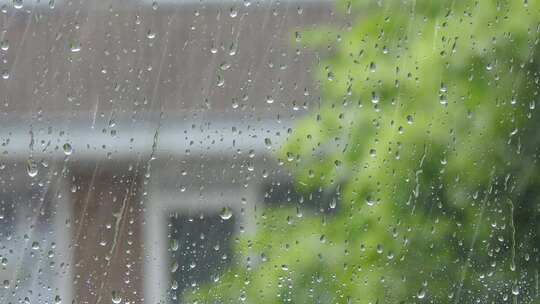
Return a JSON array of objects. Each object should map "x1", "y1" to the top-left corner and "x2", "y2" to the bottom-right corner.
[{"x1": 184, "y1": 1, "x2": 540, "y2": 302}]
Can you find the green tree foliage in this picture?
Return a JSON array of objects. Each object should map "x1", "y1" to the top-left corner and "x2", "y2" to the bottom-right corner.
[{"x1": 185, "y1": 1, "x2": 540, "y2": 302}]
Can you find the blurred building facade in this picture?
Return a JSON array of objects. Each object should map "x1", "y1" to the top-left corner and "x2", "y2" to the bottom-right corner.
[{"x1": 0, "y1": 0, "x2": 335, "y2": 303}]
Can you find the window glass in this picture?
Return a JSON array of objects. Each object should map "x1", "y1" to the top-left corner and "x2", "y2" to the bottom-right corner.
[{"x1": 1, "y1": 1, "x2": 540, "y2": 303}]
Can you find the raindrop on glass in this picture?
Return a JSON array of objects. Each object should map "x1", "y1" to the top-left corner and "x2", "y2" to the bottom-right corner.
[
  {"x1": 70, "y1": 42, "x2": 81, "y2": 53},
  {"x1": 63, "y1": 143, "x2": 73, "y2": 155},
  {"x1": 417, "y1": 288, "x2": 426, "y2": 299},
  {"x1": 0, "y1": 40, "x2": 9, "y2": 51},
  {"x1": 26, "y1": 159, "x2": 38, "y2": 178},
  {"x1": 112, "y1": 291, "x2": 122, "y2": 303},
  {"x1": 219, "y1": 207, "x2": 233, "y2": 220},
  {"x1": 146, "y1": 30, "x2": 156, "y2": 40},
  {"x1": 13, "y1": 0, "x2": 23, "y2": 9}
]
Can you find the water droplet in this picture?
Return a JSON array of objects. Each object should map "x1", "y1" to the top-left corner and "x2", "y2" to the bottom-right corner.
[
  {"x1": 371, "y1": 92, "x2": 379, "y2": 104},
  {"x1": 369, "y1": 61, "x2": 377, "y2": 72},
  {"x1": 219, "y1": 62, "x2": 231, "y2": 71},
  {"x1": 1, "y1": 70, "x2": 9, "y2": 80},
  {"x1": 228, "y1": 43, "x2": 237, "y2": 56},
  {"x1": 511, "y1": 97, "x2": 517, "y2": 105},
  {"x1": 439, "y1": 95, "x2": 448, "y2": 106},
  {"x1": 329, "y1": 198, "x2": 337, "y2": 209},
  {"x1": 13, "y1": 0, "x2": 23, "y2": 9},
  {"x1": 295, "y1": 31, "x2": 302, "y2": 42},
  {"x1": 111, "y1": 291, "x2": 122, "y2": 303},
  {"x1": 439, "y1": 82, "x2": 447, "y2": 93},
  {"x1": 406, "y1": 114, "x2": 414, "y2": 124},
  {"x1": 26, "y1": 159, "x2": 38, "y2": 177},
  {"x1": 365, "y1": 195, "x2": 376, "y2": 206},
  {"x1": 0, "y1": 40, "x2": 9, "y2": 51},
  {"x1": 219, "y1": 207, "x2": 233, "y2": 220},
  {"x1": 266, "y1": 96, "x2": 274, "y2": 104},
  {"x1": 417, "y1": 288, "x2": 426, "y2": 299},
  {"x1": 229, "y1": 7, "x2": 238, "y2": 18},
  {"x1": 69, "y1": 42, "x2": 81, "y2": 53},
  {"x1": 146, "y1": 30, "x2": 156, "y2": 39},
  {"x1": 63, "y1": 143, "x2": 73, "y2": 155},
  {"x1": 170, "y1": 239, "x2": 179, "y2": 251},
  {"x1": 216, "y1": 75, "x2": 224, "y2": 87},
  {"x1": 171, "y1": 261, "x2": 179, "y2": 273}
]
